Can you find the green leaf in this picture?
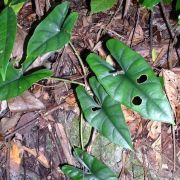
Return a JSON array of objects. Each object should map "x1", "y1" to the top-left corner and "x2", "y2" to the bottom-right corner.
[
  {"x1": 152, "y1": 48, "x2": 157, "y2": 62},
  {"x1": 10, "y1": 0, "x2": 27, "y2": 14},
  {"x1": 140, "y1": 0, "x2": 160, "y2": 10},
  {"x1": 0, "y1": 7, "x2": 17, "y2": 81},
  {"x1": 87, "y1": 39, "x2": 174, "y2": 124},
  {"x1": 76, "y1": 77, "x2": 132, "y2": 150},
  {"x1": 176, "y1": 0, "x2": 180, "y2": 11},
  {"x1": 62, "y1": 148, "x2": 118, "y2": 180},
  {"x1": 75, "y1": 148, "x2": 118, "y2": 179},
  {"x1": 23, "y1": 1, "x2": 78, "y2": 70},
  {"x1": 4, "y1": 0, "x2": 10, "y2": 6},
  {"x1": 0, "y1": 64, "x2": 53, "y2": 100},
  {"x1": 10, "y1": 0, "x2": 26, "y2": 5},
  {"x1": 163, "y1": 0, "x2": 172, "y2": 4},
  {"x1": 91, "y1": 0, "x2": 117, "y2": 14},
  {"x1": 62, "y1": 165, "x2": 95, "y2": 180}
]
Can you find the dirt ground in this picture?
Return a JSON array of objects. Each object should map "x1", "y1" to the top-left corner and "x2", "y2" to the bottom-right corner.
[{"x1": 0, "y1": 0, "x2": 180, "y2": 179}]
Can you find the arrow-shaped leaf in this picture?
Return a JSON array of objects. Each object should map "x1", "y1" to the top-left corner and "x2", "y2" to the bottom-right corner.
[
  {"x1": 0, "y1": 7, "x2": 17, "y2": 81},
  {"x1": 10, "y1": 0, "x2": 27, "y2": 14},
  {"x1": 62, "y1": 148, "x2": 118, "y2": 180},
  {"x1": 76, "y1": 76, "x2": 133, "y2": 149},
  {"x1": 62, "y1": 165, "x2": 95, "y2": 180},
  {"x1": 23, "y1": 1, "x2": 78, "y2": 70},
  {"x1": 91, "y1": 0, "x2": 118, "y2": 14},
  {"x1": 87, "y1": 39, "x2": 174, "y2": 124},
  {"x1": 0, "y1": 64, "x2": 53, "y2": 100},
  {"x1": 140, "y1": 0, "x2": 160, "y2": 10}
]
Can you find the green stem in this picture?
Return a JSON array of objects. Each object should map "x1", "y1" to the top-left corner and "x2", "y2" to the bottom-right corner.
[
  {"x1": 69, "y1": 41, "x2": 87, "y2": 78},
  {"x1": 80, "y1": 113, "x2": 84, "y2": 150},
  {"x1": 48, "y1": 77, "x2": 85, "y2": 87}
]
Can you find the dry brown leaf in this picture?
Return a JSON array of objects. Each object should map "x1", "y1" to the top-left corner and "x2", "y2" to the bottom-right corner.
[
  {"x1": 23, "y1": 146, "x2": 50, "y2": 168},
  {"x1": 12, "y1": 26, "x2": 27, "y2": 60},
  {"x1": 0, "y1": 113, "x2": 21, "y2": 133},
  {"x1": 94, "y1": 41, "x2": 107, "y2": 59},
  {"x1": 121, "y1": 105, "x2": 142, "y2": 136},
  {"x1": 8, "y1": 91, "x2": 45, "y2": 112},
  {"x1": 152, "y1": 135, "x2": 161, "y2": 168},
  {"x1": 147, "y1": 121, "x2": 161, "y2": 139},
  {"x1": 127, "y1": 24, "x2": 144, "y2": 45},
  {"x1": 123, "y1": 0, "x2": 131, "y2": 17},
  {"x1": 0, "y1": 100, "x2": 7, "y2": 117},
  {"x1": 65, "y1": 94, "x2": 76, "y2": 107},
  {"x1": 152, "y1": 45, "x2": 167, "y2": 64},
  {"x1": 162, "y1": 69, "x2": 179, "y2": 116},
  {"x1": 10, "y1": 140, "x2": 23, "y2": 176},
  {"x1": 55, "y1": 123, "x2": 75, "y2": 166}
]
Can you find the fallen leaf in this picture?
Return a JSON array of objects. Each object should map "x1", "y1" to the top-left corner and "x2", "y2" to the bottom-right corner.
[
  {"x1": 152, "y1": 48, "x2": 158, "y2": 62},
  {"x1": 152, "y1": 135, "x2": 161, "y2": 168},
  {"x1": 55, "y1": 123, "x2": 75, "y2": 166},
  {"x1": 0, "y1": 100, "x2": 8, "y2": 117},
  {"x1": 147, "y1": 121, "x2": 161, "y2": 139},
  {"x1": 65, "y1": 93, "x2": 76, "y2": 107},
  {"x1": 123, "y1": 0, "x2": 131, "y2": 17},
  {"x1": 0, "y1": 113, "x2": 21, "y2": 133},
  {"x1": 10, "y1": 141, "x2": 23, "y2": 165},
  {"x1": 95, "y1": 41, "x2": 107, "y2": 59},
  {"x1": 106, "y1": 55, "x2": 115, "y2": 66},
  {"x1": 127, "y1": 24, "x2": 144, "y2": 45},
  {"x1": 162, "y1": 69, "x2": 179, "y2": 115},
  {"x1": 23, "y1": 146, "x2": 50, "y2": 168},
  {"x1": 121, "y1": 105, "x2": 142, "y2": 136},
  {"x1": 8, "y1": 91, "x2": 45, "y2": 112},
  {"x1": 10, "y1": 140, "x2": 23, "y2": 177},
  {"x1": 12, "y1": 26, "x2": 27, "y2": 60}
]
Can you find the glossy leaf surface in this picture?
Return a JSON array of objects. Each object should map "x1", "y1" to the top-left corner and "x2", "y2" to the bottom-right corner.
[
  {"x1": 76, "y1": 77, "x2": 132, "y2": 149},
  {"x1": 24, "y1": 1, "x2": 78, "y2": 70},
  {"x1": 0, "y1": 7, "x2": 16, "y2": 80},
  {"x1": 62, "y1": 148, "x2": 118, "y2": 180},
  {"x1": 62, "y1": 165, "x2": 94, "y2": 180},
  {"x1": 140, "y1": 0, "x2": 160, "y2": 10},
  {"x1": 0, "y1": 64, "x2": 53, "y2": 100},
  {"x1": 10, "y1": 0, "x2": 27, "y2": 14},
  {"x1": 176, "y1": 0, "x2": 180, "y2": 11},
  {"x1": 87, "y1": 39, "x2": 174, "y2": 124},
  {"x1": 91, "y1": 0, "x2": 117, "y2": 13}
]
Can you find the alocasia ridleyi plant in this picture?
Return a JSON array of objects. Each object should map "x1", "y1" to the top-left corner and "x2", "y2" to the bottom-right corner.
[{"x1": 0, "y1": 1, "x2": 78, "y2": 100}]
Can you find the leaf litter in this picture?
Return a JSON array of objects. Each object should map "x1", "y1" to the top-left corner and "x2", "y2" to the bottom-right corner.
[{"x1": 0, "y1": 0, "x2": 180, "y2": 179}]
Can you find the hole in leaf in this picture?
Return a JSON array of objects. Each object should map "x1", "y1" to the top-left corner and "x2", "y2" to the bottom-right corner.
[
  {"x1": 132, "y1": 96, "x2": 142, "y2": 105},
  {"x1": 137, "y1": 74, "x2": 147, "y2": 84},
  {"x1": 92, "y1": 107, "x2": 101, "y2": 111}
]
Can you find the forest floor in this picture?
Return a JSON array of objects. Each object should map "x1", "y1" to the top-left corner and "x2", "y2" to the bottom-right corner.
[{"x1": 0, "y1": 0, "x2": 180, "y2": 179}]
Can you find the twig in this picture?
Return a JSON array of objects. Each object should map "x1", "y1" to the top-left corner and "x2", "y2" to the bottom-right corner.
[
  {"x1": 69, "y1": 42, "x2": 88, "y2": 87},
  {"x1": 80, "y1": 113, "x2": 84, "y2": 150},
  {"x1": 150, "y1": 10, "x2": 153, "y2": 58},
  {"x1": 130, "y1": 6, "x2": 140, "y2": 48},
  {"x1": 48, "y1": 124, "x2": 63, "y2": 163},
  {"x1": 97, "y1": 0, "x2": 123, "y2": 42},
  {"x1": 86, "y1": 128, "x2": 98, "y2": 153},
  {"x1": 55, "y1": 123, "x2": 75, "y2": 165},
  {"x1": 6, "y1": 139, "x2": 10, "y2": 180},
  {"x1": 159, "y1": 1, "x2": 174, "y2": 39},
  {"x1": 159, "y1": 0, "x2": 180, "y2": 61},
  {"x1": 172, "y1": 125, "x2": 176, "y2": 172},
  {"x1": 119, "y1": 150, "x2": 126, "y2": 179},
  {"x1": 48, "y1": 77, "x2": 85, "y2": 87},
  {"x1": 105, "y1": 0, "x2": 123, "y2": 29},
  {"x1": 123, "y1": 0, "x2": 131, "y2": 17},
  {"x1": 4, "y1": 114, "x2": 39, "y2": 140},
  {"x1": 44, "y1": 103, "x2": 65, "y2": 116}
]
